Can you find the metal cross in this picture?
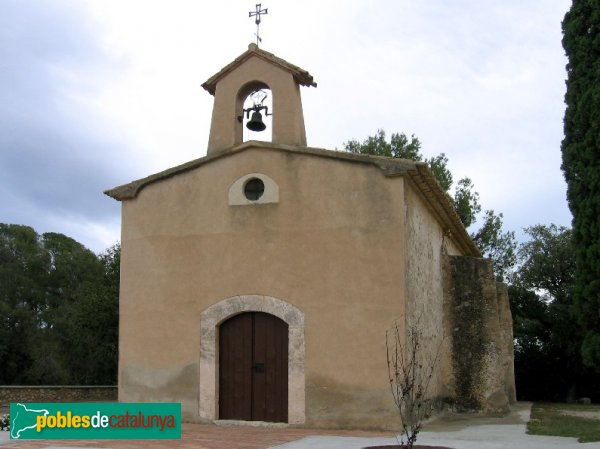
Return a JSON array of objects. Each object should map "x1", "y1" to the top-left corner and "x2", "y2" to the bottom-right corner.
[{"x1": 249, "y1": 3, "x2": 268, "y2": 46}]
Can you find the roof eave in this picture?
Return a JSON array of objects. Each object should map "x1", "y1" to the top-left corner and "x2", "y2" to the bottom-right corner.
[
  {"x1": 104, "y1": 142, "x2": 480, "y2": 257},
  {"x1": 201, "y1": 44, "x2": 316, "y2": 96},
  {"x1": 103, "y1": 142, "x2": 414, "y2": 201},
  {"x1": 407, "y1": 164, "x2": 481, "y2": 257}
]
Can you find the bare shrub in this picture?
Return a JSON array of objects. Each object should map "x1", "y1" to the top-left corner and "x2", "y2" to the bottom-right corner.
[{"x1": 387, "y1": 319, "x2": 441, "y2": 449}]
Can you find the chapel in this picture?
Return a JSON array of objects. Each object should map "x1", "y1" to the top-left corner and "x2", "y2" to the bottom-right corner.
[{"x1": 105, "y1": 43, "x2": 516, "y2": 429}]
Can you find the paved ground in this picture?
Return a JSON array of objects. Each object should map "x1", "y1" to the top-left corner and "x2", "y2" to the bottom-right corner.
[
  {"x1": 2, "y1": 402, "x2": 600, "y2": 449},
  {"x1": 275, "y1": 402, "x2": 600, "y2": 449},
  {"x1": 0, "y1": 423, "x2": 390, "y2": 449}
]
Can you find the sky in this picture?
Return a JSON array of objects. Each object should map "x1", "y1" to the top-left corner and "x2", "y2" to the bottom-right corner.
[{"x1": 1, "y1": 0, "x2": 573, "y2": 254}]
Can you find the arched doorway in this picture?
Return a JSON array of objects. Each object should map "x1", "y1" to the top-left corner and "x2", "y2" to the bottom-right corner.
[
  {"x1": 199, "y1": 295, "x2": 305, "y2": 424},
  {"x1": 219, "y1": 312, "x2": 288, "y2": 422}
]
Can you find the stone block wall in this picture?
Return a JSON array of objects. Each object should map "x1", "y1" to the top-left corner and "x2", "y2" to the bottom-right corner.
[
  {"x1": 442, "y1": 255, "x2": 516, "y2": 412},
  {"x1": 0, "y1": 386, "x2": 117, "y2": 407},
  {"x1": 496, "y1": 284, "x2": 517, "y2": 404}
]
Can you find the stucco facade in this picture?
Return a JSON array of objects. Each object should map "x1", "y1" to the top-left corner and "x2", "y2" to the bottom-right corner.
[{"x1": 106, "y1": 45, "x2": 515, "y2": 430}]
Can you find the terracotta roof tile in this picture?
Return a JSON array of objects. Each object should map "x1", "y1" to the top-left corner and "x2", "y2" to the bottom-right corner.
[{"x1": 201, "y1": 43, "x2": 316, "y2": 95}]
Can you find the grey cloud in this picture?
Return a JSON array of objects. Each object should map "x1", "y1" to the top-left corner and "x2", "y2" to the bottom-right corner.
[{"x1": 0, "y1": 0, "x2": 127, "y2": 244}]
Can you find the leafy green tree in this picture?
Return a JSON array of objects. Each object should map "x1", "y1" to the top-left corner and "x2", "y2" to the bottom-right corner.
[
  {"x1": 48, "y1": 239, "x2": 118, "y2": 385},
  {"x1": 345, "y1": 129, "x2": 423, "y2": 159},
  {"x1": 42, "y1": 232, "x2": 103, "y2": 327},
  {"x1": 343, "y1": 130, "x2": 516, "y2": 280},
  {"x1": 518, "y1": 225, "x2": 575, "y2": 304},
  {"x1": 65, "y1": 244, "x2": 121, "y2": 385},
  {"x1": 425, "y1": 153, "x2": 453, "y2": 192},
  {"x1": 453, "y1": 178, "x2": 481, "y2": 229},
  {"x1": 56, "y1": 280, "x2": 118, "y2": 384},
  {"x1": 344, "y1": 130, "x2": 473, "y2": 215},
  {"x1": 471, "y1": 210, "x2": 516, "y2": 282},
  {"x1": 0, "y1": 225, "x2": 48, "y2": 383},
  {"x1": 511, "y1": 225, "x2": 598, "y2": 401},
  {"x1": 509, "y1": 284, "x2": 553, "y2": 400},
  {"x1": 561, "y1": 0, "x2": 600, "y2": 371},
  {"x1": 0, "y1": 224, "x2": 119, "y2": 385}
]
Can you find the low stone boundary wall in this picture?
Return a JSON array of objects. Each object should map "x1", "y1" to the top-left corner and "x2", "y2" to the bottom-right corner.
[{"x1": 0, "y1": 386, "x2": 117, "y2": 406}]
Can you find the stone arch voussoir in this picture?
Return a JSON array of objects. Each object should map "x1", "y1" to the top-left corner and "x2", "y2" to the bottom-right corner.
[{"x1": 199, "y1": 295, "x2": 305, "y2": 424}]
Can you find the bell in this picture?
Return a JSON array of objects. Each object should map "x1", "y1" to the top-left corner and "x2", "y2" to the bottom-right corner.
[{"x1": 246, "y1": 111, "x2": 266, "y2": 132}]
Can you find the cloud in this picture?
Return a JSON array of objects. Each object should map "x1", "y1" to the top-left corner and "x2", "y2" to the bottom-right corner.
[
  {"x1": 0, "y1": 0, "x2": 574, "y2": 253},
  {"x1": 0, "y1": 0, "x2": 127, "y2": 252}
]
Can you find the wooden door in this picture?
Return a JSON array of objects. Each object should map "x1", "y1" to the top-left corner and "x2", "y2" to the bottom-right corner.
[{"x1": 219, "y1": 312, "x2": 288, "y2": 422}]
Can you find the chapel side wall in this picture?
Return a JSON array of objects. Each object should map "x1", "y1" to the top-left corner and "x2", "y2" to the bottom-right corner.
[
  {"x1": 441, "y1": 255, "x2": 512, "y2": 412},
  {"x1": 118, "y1": 147, "x2": 407, "y2": 429},
  {"x1": 496, "y1": 282, "x2": 517, "y2": 404},
  {"x1": 403, "y1": 183, "x2": 462, "y2": 400}
]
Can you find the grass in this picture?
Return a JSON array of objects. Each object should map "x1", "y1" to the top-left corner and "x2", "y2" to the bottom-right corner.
[{"x1": 527, "y1": 402, "x2": 600, "y2": 443}]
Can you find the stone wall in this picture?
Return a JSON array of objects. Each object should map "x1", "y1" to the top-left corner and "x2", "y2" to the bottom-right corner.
[
  {"x1": 404, "y1": 182, "x2": 462, "y2": 398},
  {"x1": 0, "y1": 386, "x2": 117, "y2": 406},
  {"x1": 442, "y1": 255, "x2": 515, "y2": 412},
  {"x1": 496, "y1": 284, "x2": 517, "y2": 404}
]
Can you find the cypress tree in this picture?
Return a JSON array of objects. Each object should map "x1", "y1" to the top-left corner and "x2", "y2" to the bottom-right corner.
[{"x1": 561, "y1": 0, "x2": 600, "y2": 370}]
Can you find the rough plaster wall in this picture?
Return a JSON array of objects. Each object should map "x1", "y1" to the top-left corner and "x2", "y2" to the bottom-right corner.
[
  {"x1": 119, "y1": 147, "x2": 406, "y2": 429},
  {"x1": 120, "y1": 365, "x2": 199, "y2": 420},
  {"x1": 404, "y1": 184, "x2": 460, "y2": 399},
  {"x1": 442, "y1": 255, "x2": 511, "y2": 412}
]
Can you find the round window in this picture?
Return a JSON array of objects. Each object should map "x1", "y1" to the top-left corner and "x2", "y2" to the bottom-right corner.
[{"x1": 244, "y1": 178, "x2": 265, "y2": 201}]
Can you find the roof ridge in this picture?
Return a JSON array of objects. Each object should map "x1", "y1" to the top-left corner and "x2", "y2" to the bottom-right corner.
[
  {"x1": 201, "y1": 44, "x2": 316, "y2": 95},
  {"x1": 103, "y1": 142, "x2": 479, "y2": 257}
]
